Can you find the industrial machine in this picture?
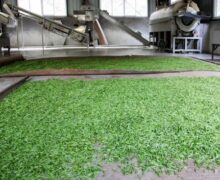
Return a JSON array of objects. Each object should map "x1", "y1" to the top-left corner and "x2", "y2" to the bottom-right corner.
[
  {"x1": 0, "y1": 0, "x2": 89, "y2": 55},
  {"x1": 0, "y1": 0, "x2": 150, "y2": 54},
  {"x1": 149, "y1": 0, "x2": 205, "y2": 52},
  {"x1": 0, "y1": 1, "x2": 89, "y2": 43}
]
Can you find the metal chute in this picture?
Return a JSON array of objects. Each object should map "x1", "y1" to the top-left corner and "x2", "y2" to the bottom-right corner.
[{"x1": 99, "y1": 10, "x2": 150, "y2": 46}]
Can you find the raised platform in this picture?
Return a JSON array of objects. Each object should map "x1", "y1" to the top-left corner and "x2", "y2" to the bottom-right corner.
[
  {"x1": 0, "y1": 54, "x2": 25, "y2": 66},
  {"x1": 6, "y1": 47, "x2": 219, "y2": 62}
]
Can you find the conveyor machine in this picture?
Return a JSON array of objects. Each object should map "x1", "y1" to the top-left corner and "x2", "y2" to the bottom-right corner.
[{"x1": 0, "y1": 1, "x2": 89, "y2": 46}]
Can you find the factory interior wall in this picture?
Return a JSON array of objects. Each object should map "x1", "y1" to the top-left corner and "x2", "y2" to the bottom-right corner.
[
  {"x1": 209, "y1": 20, "x2": 220, "y2": 54},
  {"x1": 193, "y1": 0, "x2": 213, "y2": 53},
  {"x1": 68, "y1": 0, "x2": 100, "y2": 15},
  {"x1": 197, "y1": 0, "x2": 220, "y2": 54}
]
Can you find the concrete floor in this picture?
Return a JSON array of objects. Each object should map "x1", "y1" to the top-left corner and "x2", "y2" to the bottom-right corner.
[
  {"x1": 0, "y1": 77, "x2": 25, "y2": 92},
  {"x1": 28, "y1": 71, "x2": 220, "y2": 81},
  {"x1": 4, "y1": 47, "x2": 220, "y2": 62},
  {"x1": 97, "y1": 160, "x2": 220, "y2": 180},
  {"x1": 0, "y1": 77, "x2": 27, "y2": 99}
]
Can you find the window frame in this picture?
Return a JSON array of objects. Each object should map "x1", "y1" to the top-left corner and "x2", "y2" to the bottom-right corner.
[
  {"x1": 17, "y1": 0, "x2": 68, "y2": 18},
  {"x1": 100, "y1": 0, "x2": 149, "y2": 18}
]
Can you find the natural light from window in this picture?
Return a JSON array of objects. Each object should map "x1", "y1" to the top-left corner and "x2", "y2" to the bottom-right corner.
[
  {"x1": 18, "y1": 0, "x2": 67, "y2": 16},
  {"x1": 100, "y1": 0, "x2": 148, "y2": 17},
  {"x1": 170, "y1": 0, "x2": 182, "y2": 5},
  {"x1": 214, "y1": 0, "x2": 220, "y2": 17}
]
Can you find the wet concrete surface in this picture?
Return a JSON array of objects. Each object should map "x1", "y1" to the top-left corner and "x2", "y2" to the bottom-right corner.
[
  {"x1": 0, "y1": 69, "x2": 169, "y2": 77},
  {"x1": 14, "y1": 71, "x2": 220, "y2": 82},
  {"x1": 97, "y1": 161, "x2": 220, "y2": 180},
  {"x1": 0, "y1": 77, "x2": 27, "y2": 99},
  {"x1": 4, "y1": 47, "x2": 220, "y2": 67},
  {"x1": 1, "y1": 69, "x2": 220, "y2": 79}
]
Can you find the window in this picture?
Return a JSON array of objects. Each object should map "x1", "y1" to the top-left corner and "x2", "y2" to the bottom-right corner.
[
  {"x1": 18, "y1": 0, "x2": 67, "y2": 16},
  {"x1": 100, "y1": 0, "x2": 148, "y2": 17},
  {"x1": 170, "y1": 0, "x2": 182, "y2": 5},
  {"x1": 214, "y1": 0, "x2": 220, "y2": 17}
]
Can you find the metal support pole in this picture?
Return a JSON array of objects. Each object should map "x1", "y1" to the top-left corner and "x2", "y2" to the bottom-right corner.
[
  {"x1": 41, "y1": 0, "x2": 45, "y2": 55},
  {"x1": 16, "y1": 18, "x2": 20, "y2": 51},
  {"x1": 20, "y1": 16, "x2": 24, "y2": 49}
]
